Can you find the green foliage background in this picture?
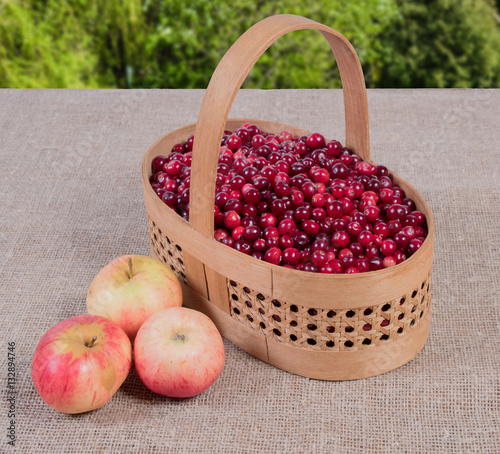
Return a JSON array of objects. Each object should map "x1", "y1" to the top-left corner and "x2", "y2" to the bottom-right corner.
[{"x1": 1, "y1": 0, "x2": 499, "y2": 88}]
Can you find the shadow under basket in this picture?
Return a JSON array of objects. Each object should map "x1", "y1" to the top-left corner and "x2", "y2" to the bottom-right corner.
[{"x1": 141, "y1": 15, "x2": 435, "y2": 381}]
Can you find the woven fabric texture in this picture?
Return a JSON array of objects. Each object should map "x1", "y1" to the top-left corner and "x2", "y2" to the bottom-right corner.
[{"x1": 0, "y1": 89, "x2": 499, "y2": 453}]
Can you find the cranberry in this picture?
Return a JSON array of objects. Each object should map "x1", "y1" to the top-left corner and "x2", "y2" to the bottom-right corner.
[
  {"x1": 265, "y1": 247, "x2": 282, "y2": 265},
  {"x1": 322, "y1": 259, "x2": 342, "y2": 273},
  {"x1": 358, "y1": 230, "x2": 374, "y2": 247},
  {"x1": 231, "y1": 226, "x2": 245, "y2": 240},
  {"x1": 163, "y1": 179, "x2": 179, "y2": 192},
  {"x1": 373, "y1": 222, "x2": 389, "y2": 238},
  {"x1": 386, "y1": 204, "x2": 408, "y2": 221},
  {"x1": 226, "y1": 134, "x2": 242, "y2": 150},
  {"x1": 357, "y1": 257, "x2": 370, "y2": 273},
  {"x1": 215, "y1": 192, "x2": 230, "y2": 208},
  {"x1": 407, "y1": 238, "x2": 424, "y2": 255},
  {"x1": 379, "y1": 176, "x2": 393, "y2": 189},
  {"x1": 275, "y1": 181, "x2": 291, "y2": 197},
  {"x1": 278, "y1": 219, "x2": 297, "y2": 236},
  {"x1": 351, "y1": 211, "x2": 367, "y2": 226},
  {"x1": 331, "y1": 163, "x2": 349, "y2": 179},
  {"x1": 220, "y1": 236, "x2": 235, "y2": 248},
  {"x1": 293, "y1": 231, "x2": 310, "y2": 250},
  {"x1": 387, "y1": 220, "x2": 403, "y2": 237},
  {"x1": 294, "y1": 205, "x2": 311, "y2": 221},
  {"x1": 161, "y1": 191, "x2": 176, "y2": 207},
  {"x1": 393, "y1": 187, "x2": 406, "y2": 199},
  {"x1": 369, "y1": 256, "x2": 384, "y2": 271},
  {"x1": 411, "y1": 211, "x2": 426, "y2": 226},
  {"x1": 383, "y1": 256, "x2": 397, "y2": 268},
  {"x1": 311, "y1": 250, "x2": 328, "y2": 267},
  {"x1": 302, "y1": 262, "x2": 319, "y2": 273},
  {"x1": 401, "y1": 197, "x2": 417, "y2": 211},
  {"x1": 224, "y1": 211, "x2": 241, "y2": 229},
  {"x1": 242, "y1": 187, "x2": 261, "y2": 205},
  {"x1": 332, "y1": 230, "x2": 350, "y2": 249},
  {"x1": 393, "y1": 232, "x2": 409, "y2": 249},
  {"x1": 242, "y1": 204, "x2": 257, "y2": 218},
  {"x1": 349, "y1": 242, "x2": 363, "y2": 256},
  {"x1": 252, "y1": 134, "x2": 266, "y2": 149},
  {"x1": 281, "y1": 247, "x2": 299, "y2": 265},
  {"x1": 381, "y1": 239, "x2": 397, "y2": 256},
  {"x1": 326, "y1": 140, "x2": 342, "y2": 157},
  {"x1": 332, "y1": 218, "x2": 348, "y2": 231},
  {"x1": 224, "y1": 198, "x2": 242, "y2": 213},
  {"x1": 266, "y1": 236, "x2": 279, "y2": 249},
  {"x1": 365, "y1": 245, "x2": 379, "y2": 258},
  {"x1": 264, "y1": 226, "x2": 279, "y2": 240},
  {"x1": 355, "y1": 161, "x2": 377, "y2": 176},
  {"x1": 252, "y1": 176, "x2": 270, "y2": 191},
  {"x1": 252, "y1": 238, "x2": 267, "y2": 252},
  {"x1": 326, "y1": 201, "x2": 344, "y2": 219},
  {"x1": 401, "y1": 225, "x2": 417, "y2": 240},
  {"x1": 394, "y1": 250, "x2": 407, "y2": 264},
  {"x1": 243, "y1": 226, "x2": 261, "y2": 242},
  {"x1": 414, "y1": 226, "x2": 427, "y2": 238},
  {"x1": 152, "y1": 155, "x2": 168, "y2": 173},
  {"x1": 280, "y1": 235, "x2": 294, "y2": 249},
  {"x1": 165, "y1": 160, "x2": 183, "y2": 176},
  {"x1": 347, "y1": 221, "x2": 362, "y2": 237},
  {"x1": 306, "y1": 133, "x2": 326, "y2": 150},
  {"x1": 241, "y1": 166, "x2": 258, "y2": 182},
  {"x1": 376, "y1": 165, "x2": 389, "y2": 177},
  {"x1": 235, "y1": 240, "x2": 252, "y2": 255},
  {"x1": 319, "y1": 218, "x2": 334, "y2": 234},
  {"x1": 379, "y1": 188, "x2": 394, "y2": 204}
]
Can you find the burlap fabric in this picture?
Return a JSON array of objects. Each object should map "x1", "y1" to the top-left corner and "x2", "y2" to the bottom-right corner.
[{"x1": 0, "y1": 89, "x2": 499, "y2": 453}]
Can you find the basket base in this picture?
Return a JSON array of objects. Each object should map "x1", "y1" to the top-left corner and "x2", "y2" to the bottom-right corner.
[{"x1": 180, "y1": 281, "x2": 430, "y2": 381}]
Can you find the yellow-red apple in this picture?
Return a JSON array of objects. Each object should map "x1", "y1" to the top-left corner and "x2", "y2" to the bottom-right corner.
[
  {"x1": 31, "y1": 314, "x2": 132, "y2": 414},
  {"x1": 134, "y1": 307, "x2": 225, "y2": 398},
  {"x1": 86, "y1": 255, "x2": 182, "y2": 340}
]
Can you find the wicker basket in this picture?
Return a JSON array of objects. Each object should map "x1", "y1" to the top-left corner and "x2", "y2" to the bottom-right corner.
[{"x1": 141, "y1": 14, "x2": 435, "y2": 380}]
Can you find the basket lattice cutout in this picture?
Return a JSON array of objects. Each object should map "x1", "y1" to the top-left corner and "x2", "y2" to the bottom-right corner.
[
  {"x1": 228, "y1": 277, "x2": 431, "y2": 352},
  {"x1": 148, "y1": 219, "x2": 187, "y2": 284}
]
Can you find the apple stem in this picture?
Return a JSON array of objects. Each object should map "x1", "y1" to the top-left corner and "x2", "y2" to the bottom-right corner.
[
  {"x1": 128, "y1": 257, "x2": 133, "y2": 279},
  {"x1": 86, "y1": 336, "x2": 98, "y2": 348},
  {"x1": 172, "y1": 333, "x2": 186, "y2": 343}
]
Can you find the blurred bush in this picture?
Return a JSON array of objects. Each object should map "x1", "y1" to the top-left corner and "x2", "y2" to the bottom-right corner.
[{"x1": 0, "y1": 0, "x2": 499, "y2": 88}]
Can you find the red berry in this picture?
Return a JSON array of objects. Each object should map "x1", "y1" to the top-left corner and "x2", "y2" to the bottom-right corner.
[
  {"x1": 332, "y1": 231, "x2": 350, "y2": 249},
  {"x1": 278, "y1": 219, "x2": 297, "y2": 236},
  {"x1": 224, "y1": 211, "x2": 241, "y2": 229},
  {"x1": 264, "y1": 247, "x2": 282, "y2": 265},
  {"x1": 358, "y1": 230, "x2": 374, "y2": 247},
  {"x1": 381, "y1": 239, "x2": 397, "y2": 257},
  {"x1": 306, "y1": 133, "x2": 326, "y2": 150}
]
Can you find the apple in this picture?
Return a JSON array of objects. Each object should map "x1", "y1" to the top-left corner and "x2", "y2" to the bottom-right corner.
[
  {"x1": 86, "y1": 255, "x2": 182, "y2": 340},
  {"x1": 134, "y1": 307, "x2": 225, "y2": 398},
  {"x1": 31, "y1": 314, "x2": 132, "y2": 414}
]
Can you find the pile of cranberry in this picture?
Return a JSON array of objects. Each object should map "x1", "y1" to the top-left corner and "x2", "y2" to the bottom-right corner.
[{"x1": 150, "y1": 123, "x2": 427, "y2": 274}]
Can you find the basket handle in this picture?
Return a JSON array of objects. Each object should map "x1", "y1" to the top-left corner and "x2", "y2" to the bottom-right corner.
[{"x1": 190, "y1": 14, "x2": 369, "y2": 238}]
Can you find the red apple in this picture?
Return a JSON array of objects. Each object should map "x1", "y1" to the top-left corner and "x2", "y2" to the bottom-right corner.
[
  {"x1": 134, "y1": 307, "x2": 225, "y2": 398},
  {"x1": 31, "y1": 314, "x2": 132, "y2": 414},
  {"x1": 86, "y1": 255, "x2": 182, "y2": 340}
]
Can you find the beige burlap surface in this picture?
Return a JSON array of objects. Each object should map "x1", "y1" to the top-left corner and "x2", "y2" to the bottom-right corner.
[{"x1": 0, "y1": 89, "x2": 499, "y2": 453}]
